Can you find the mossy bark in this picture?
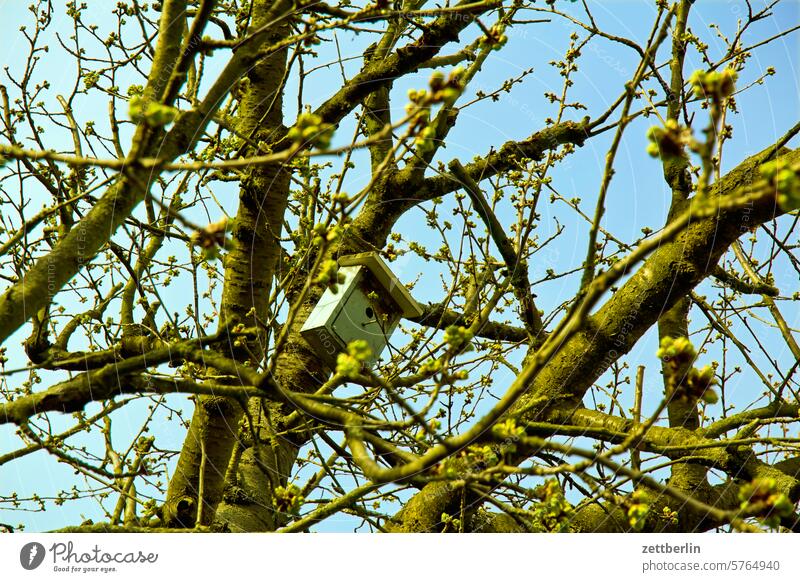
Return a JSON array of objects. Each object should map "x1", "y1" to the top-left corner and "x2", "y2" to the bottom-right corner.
[
  {"x1": 212, "y1": 0, "x2": 497, "y2": 531},
  {"x1": 387, "y1": 146, "x2": 800, "y2": 532},
  {"x1": 656, "y1": 0, "x2": 710, "y2": 502},
  {"x1": 164, "y1": 0, "x2": 292, "y2": 528}
]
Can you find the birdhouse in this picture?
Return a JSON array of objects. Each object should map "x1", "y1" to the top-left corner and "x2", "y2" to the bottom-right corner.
[{"x1": 300, "y1": 252, "x2": 423, "y2": 366}]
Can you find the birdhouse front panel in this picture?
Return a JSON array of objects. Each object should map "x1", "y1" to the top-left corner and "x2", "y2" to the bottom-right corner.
[
  {"x1": 301, "y1": 252, "x2": 423, "y2": 367},
  {"x1": 332, "y1": 271, "x2": 401, "y2": 359},
  {"x1": 300, "y1": 265, "x2": 400, "y2": 366}
]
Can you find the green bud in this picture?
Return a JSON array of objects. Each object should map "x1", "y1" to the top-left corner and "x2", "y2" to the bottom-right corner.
[
  {"x1": 128, "y1": 95, "x2": 179, "y2": 127},
  {"x1": 314, "y1": 259, "x2": 344, "y2": 291},
  {"x1": 429, "y1": 71, "x2": 445, "y2": 91},
  {"x1": 336, "y1": 339, "x2": 372, "y2": 379},
  {"x1": 443, "y1": 325, "x2": 474, "y2": 352},
  {"x1": 761, "y1": 159, "x2": 800, "y2": 212},
  {"x1": 688, "y1": 68, "x2": 738, "y2": 101},
  {"x1": 83, "y1": 70, "x2": 100, "y2": 90},
  {"x1": 646, "y1": 119, "x2": 690, "y2": 160},
  {"x1": 273, "y1": 484, "x2": 304, "y2": 515},
  {"x1": 656, "y1": 336, "x2": 696, "y2": 362},
  {"x1": 336, "y1": 353, "x2": 361, "y2": 379},
  {"x1": 291, "y1": 111, "x2": 335, "y2": 150},
  {"x1": 347, "y1": 339, "x2": 372, "y2": 363}
]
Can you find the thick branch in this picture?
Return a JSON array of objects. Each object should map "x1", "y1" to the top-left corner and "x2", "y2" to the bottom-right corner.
[
  {"x1": 386, "y1": 144, "x2": 800, "y2": 531},
  {"x1": 401, "y1": 120, "x2": 588, "y2": 204},
  {"x1": 408, "y1": 302, "x2": 529, "y2": 343},
  {"x1": 449, "y1": 159, "x2": 543, "y2": 338},
  {"x1": 313, "y1": 0, "x2": 498, "y2": 127},
  {"x1": 0, "y1": 346, "x2": 264, "y2": 426}
]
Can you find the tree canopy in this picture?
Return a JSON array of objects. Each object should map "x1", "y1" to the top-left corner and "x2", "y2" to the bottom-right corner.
[{"x1": 1, "y1": 0, "x2": 800, "y2": 533}]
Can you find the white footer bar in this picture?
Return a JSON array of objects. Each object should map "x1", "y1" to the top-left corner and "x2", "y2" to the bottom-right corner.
[{"x1": 2, "y1": 533, "x2": 798, "y2": 581}]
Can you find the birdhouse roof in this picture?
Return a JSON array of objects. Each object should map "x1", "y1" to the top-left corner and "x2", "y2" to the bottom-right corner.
[{"x1": 338, "y1": 252, "x2": 424, "y2": 318}]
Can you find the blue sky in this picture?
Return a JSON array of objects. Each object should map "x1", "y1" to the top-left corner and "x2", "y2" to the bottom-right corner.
[{"x1": 1, "y1": 1, "x2": 799, "y2": 532}]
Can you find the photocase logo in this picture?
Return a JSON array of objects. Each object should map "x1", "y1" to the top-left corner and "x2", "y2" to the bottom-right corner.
[{"x1": 20, "y1": 542, "x2": 46, "y2": 570}]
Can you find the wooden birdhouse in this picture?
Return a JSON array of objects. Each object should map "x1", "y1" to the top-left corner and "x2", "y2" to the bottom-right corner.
[{"x1": 300, "y1": 252, "x2": 423, "y2": 366}]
